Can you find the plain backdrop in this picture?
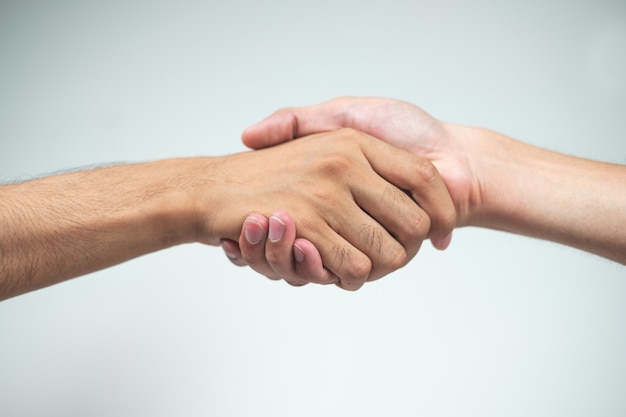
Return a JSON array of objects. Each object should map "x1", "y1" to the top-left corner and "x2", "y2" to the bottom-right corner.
[{"x1": 1, "y1": 1, "x2": 625, "y2": 416}]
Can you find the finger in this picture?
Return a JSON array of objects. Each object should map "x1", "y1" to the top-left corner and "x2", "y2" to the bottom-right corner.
[
  {"x1": 303, "y1": 224, "x2": 372, "y2": 291},
  {"x1": 240, "y1": 212, "x2": 369, "y2": 289},
  {"x1": 288, "y1": 208, "x2": 372, "y2": 290},
  {"x1": 430, "y1": 230, "x2": 453, "y2": 250},
  {"x1": 264, "y1": 212, "x2": 308, "y2": 287},
  {"x1": 323, "y1": 196, "x2": 413, "y2": 282},
  {"x1": 358, "y1": 136, "x2": 457, "y2": 250},
  {"x1": 264, "y1": 214, "x2": 338, "y2": 285},
  {"x1": 293, "y1": 238, "x2": 339, "y2": 285},
  {"x1": 242, "y1": 98, "x2": 352, "y2": 149},
  {"x1": 238, "y1": 214, "x2": 281, "y2": 281},
  {"x1": 350, "y1": 180, "x2": 431, "y2": 276},
  {"x1": 220, "y1": 239, "x2": 247, "y2": 267},
  {"x1": 293, "y1": 131, "x2": 428, "y2": 280}
]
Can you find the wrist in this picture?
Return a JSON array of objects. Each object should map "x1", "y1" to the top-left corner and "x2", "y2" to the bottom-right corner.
[
  {"x1": 438, "y1": 123, "x2": 536, "y2": 230},
  {"x1": 123, "y1": 158, "x2": 217, "y2": 248},
  {"x1": 448, "y1": 125, "x2": 527, "y2": 230},
  {"x1": 158, "y1": 156, "x2": 250, "y2": 247},
  {"x1": 453, "y1": 126, "x2": 620, "y2": 252},
  {"x1": 428, "y1": 123, "x2": 493, "y2": 228}
]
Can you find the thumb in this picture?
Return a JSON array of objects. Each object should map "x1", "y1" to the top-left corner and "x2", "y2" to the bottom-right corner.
[
  {"x1": 242, "y1": 99, "x2": 352, "y2": 149},
  {"x1": 242, "y1": 109, "x2": 300, "y2": 149}
]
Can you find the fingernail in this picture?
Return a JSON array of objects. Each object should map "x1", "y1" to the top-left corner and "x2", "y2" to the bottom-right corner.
[
  {"x1": 293, "y1": 243, "x2": 305, "y2": 263},
  {"x1": 268, "y1": 215, "x2": 286, "y2": 242},
  {"x1": 244, "y1": 219, "x2": 265, "y2": 245}
]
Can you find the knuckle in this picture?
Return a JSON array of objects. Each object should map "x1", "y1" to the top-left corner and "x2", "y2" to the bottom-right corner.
[
  {"x1": 285, "y1": 279, "x2": 308, "y2": 287},
  {"x1": 406, "y1": 214, "x2": 431, "y2": 239},
  {"x1": 358, "y1": 225, "x2": 384, "y2": 254},
  {"x1": 329, "y1": 244, "x2": 370, "y2": 291},
  {"x1": 427, "y1": 201, "x2": 457, "y2": 236},
  {"x1": 316, "y1": 151, "x2": 354, "y2": 175},
  {"x1": 342, "y1": 254, "x2": 371, "y2": 289},
  {"x1": 339, "y1": 280, "x2": 364, "y2": 291},
  {"x1": 357, "y1": 225, "x2": 408, "y2": 272},
  {"x1": 439, "y1": 208, "x2": 457, "y2": 234},
  {"x1": 384, "y1": 244, "x2": 408, "y2": 271},
  {"x1": 262, "y1": 271, "x2": 282, "y2": 281},
  {"x1": 412, "y1": 159, "x2": 440, "y2": 187},
  {"x1": 351, "y1": 254, "x2": 372, "y2": 280}
]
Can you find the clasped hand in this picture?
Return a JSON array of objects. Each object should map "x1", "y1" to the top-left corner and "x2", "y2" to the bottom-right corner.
[{"x1": 216, "y1": 126, "x2": 455, "y2": 290}]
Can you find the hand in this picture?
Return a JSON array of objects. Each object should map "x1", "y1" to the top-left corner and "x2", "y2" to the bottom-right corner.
[
  {"x1": 213, "y1": 128, "x2": 456, "y2": 290},
  {"x1": 241, "y1": 96, "x2": 479, "y2": 227},
  {"x1": 234, "y1": 96, "x2": 626, "y2": 267},
  {"x1": 222, "y1": 211, "x2": 333, "y2": 287},
  {"x1": 221, "y1": 97, "x2": 470, "y2": 283},
  {"x1": 231, "y1": 98, "x2": 626, "y2": 270}
]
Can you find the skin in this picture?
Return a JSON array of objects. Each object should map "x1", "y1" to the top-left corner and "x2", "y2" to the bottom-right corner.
[
  {"x1": 0, "y1": 128, "x2": 455, "y2": 300},
  {"x1": 222, "y1": 96, "x2": 626, "y2": 281}
]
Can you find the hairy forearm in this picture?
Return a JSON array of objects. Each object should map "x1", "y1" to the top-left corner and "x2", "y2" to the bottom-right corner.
[
  {"x1": 0, "y1": 158, "x2": 213, "y2": 300},
  {"x1": 459, "y1": 125, "x2": 626, "y2": 264}
]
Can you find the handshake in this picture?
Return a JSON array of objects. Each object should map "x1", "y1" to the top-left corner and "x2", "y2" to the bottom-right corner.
[
  {"x1": 2, "y1": 96, "x2": 623, "y2": 300},
  {"x1": 217, "y1": 97, "x2": 461, "y2": 290},
  {"x1": 216, "y1": 96, "x2": 626, "y2": 288}
]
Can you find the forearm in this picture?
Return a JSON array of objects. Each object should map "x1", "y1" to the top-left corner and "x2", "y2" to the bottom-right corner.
[
  {"x1": 459, "y1": 125, "x2": 626, "y2": 264},
  {"x1": 0, "y1": 158, "x2": 213, "y2": 300}
]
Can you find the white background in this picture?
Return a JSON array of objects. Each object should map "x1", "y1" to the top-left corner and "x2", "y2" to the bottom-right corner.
[{"x1": 1, "y1": 1, "x2": 625, "y2": 416}]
